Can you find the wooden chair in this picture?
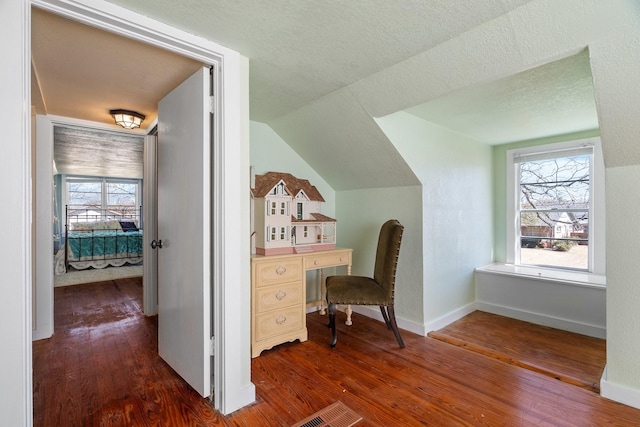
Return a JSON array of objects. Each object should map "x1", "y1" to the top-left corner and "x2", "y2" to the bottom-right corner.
[{"x1": 326, "y1": 219, "x2": 405, "y2": 348}]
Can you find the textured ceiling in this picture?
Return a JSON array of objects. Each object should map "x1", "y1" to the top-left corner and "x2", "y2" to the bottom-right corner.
[
  {"x1": 99, "y1": 0, "x2": 534, "y2": 123},
  {"x1": 32, "y1": 1, "x2": 601, "y2": 188},
  {"x1": 405, "y1": 50, "x2": 598, "y2": 144}
]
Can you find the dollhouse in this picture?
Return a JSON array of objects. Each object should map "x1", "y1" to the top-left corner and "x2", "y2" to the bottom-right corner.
[{"x1": 251, "y1": 171, "x2": 336, "y2": 255}]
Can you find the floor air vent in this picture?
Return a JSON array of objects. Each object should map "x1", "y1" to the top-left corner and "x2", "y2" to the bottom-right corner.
[{"x1": 291, "y1": 401, "x2": 363, "y2": 427}]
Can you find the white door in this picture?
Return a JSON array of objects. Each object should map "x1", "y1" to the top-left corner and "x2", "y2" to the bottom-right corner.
[{"x1": 156, "y1": 66, "x2": 212, "y2": 397}]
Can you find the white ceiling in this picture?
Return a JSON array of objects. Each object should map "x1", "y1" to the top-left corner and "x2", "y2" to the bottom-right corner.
[{"x1": 31, "y1": 1, "x2": 599, "y2": 184}]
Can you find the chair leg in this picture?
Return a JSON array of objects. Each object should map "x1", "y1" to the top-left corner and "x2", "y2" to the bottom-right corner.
[
  {"x1": 328, "y1": 303, "x2": 338, "y2": 347},
  {"x1": 380, "y1": 306, "x2": 391, "y2": 329},
  {"x1": 386, "y1": 306, "x2": 405, "y2": 348}
]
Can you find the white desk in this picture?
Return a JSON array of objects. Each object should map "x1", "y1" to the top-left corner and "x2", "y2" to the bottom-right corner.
[{"x1": 251, "y1": 248, "x2": 352, "y2": 358}]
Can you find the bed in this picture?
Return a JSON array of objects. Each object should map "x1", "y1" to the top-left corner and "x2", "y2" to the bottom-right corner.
[{"x1": 54, "y1": 205, "x2": 143, "y2": 275}]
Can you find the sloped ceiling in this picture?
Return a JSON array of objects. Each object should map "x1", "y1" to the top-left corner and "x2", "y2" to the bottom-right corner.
[
  {"x1": 32, "y1": 1, "x2": 600, "y2": 189},
  {"x1": 104, "y1": 0, "x2": 534, "y2": 123},
  {"x1": 404, "y1": 50, "x2": 597, "y2": 145}
]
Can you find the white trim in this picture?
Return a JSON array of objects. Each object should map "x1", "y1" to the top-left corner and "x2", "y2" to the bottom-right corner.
[
  {"x1": 31, "y1": 0, "x2": 235, "y2": 62},
  {"x1": 33, "y1": 116, "x2": 54, "y2": 341},
  {"x1": 315, "y1": 299, "x2": 475, "y2": 337},
  {"x1": 351, "y1": 305, "x2": 427, "y2": 337},
  {"x1": 37, "y1": 113, "x2": 148, "y2": 135},
  {"x1": 475, "y1": 265, "x2": 606, "y2": 339},
  {"x1": 21, "y1": 1, "x2": 34, "y2": 425},
  {"x1": 476, "y1": 263, "x2": 606, "y2": 288},
  {"x1": 143, "y1": 135, "x2": 158, "y2": 316},
  {"x1": 505, "y1": 137, "x2": 605, "y2": 275},
  {"x1": 601, "y1": 366, "x2": 640, "y2": 410},
  {"x1": 423, "y1": 302, "x2": 477, "y2": 334},
  {"x1": 306, "y1": 304, "x2": 430, "y2": 337},
  {"x1": 475, "y1": 301, "x2": 606, "y2": 339},
  {"x1": 30, "y1": 0, "x2": 254, "y2": 415}
]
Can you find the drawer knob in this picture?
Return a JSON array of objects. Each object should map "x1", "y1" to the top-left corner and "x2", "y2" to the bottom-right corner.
[
  {"x1": 276, "y1": 315, "x2": 287, "y2": 325},
  {"x1": 339, "y1": 257, "x2": 343, "y2": 262},
  {"x1": 314, "y1": 260, "x2": 319, "y2": 265},
  {"x1": 275, "y1": 264, "x2": 287, "y2": 275},
  {"x1": 275, "y1": 289, "x2": 287, "y2": 300}
]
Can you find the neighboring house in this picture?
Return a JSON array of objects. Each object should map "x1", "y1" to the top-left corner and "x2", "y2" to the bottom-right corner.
[
  {"x1": 520, "y1": 210, "x2": 587, "y2": 247},
  {"x1": 251, "y1": 172, "x2": 336, "y2": 255}
]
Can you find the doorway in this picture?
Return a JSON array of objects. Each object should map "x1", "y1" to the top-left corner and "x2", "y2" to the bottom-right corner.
[{"x1": 30, "y1": 0, "x2": 253, "y2": 415}]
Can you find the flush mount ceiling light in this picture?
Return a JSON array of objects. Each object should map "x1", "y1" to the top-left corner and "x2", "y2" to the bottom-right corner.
[{"x1": 109, "y1": 109, "x2": 145, "y2": 129}]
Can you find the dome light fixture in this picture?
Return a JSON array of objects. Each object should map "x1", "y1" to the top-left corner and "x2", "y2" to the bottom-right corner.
[{"x1": 109, "y1": 109, "x2": 145, "y2": 129}]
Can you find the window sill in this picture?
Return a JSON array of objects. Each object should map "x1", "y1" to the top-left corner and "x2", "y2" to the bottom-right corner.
[{"x1": 475, "y1": 263, "x2": 606, "y2": 289}]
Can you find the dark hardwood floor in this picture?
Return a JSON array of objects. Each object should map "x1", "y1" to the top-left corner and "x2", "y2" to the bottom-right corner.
[{"x1": 33, "y1": 278, "x2": 640, "y2": 426}]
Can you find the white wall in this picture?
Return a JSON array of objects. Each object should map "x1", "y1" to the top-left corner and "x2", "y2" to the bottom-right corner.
[
  {"x1": 604, "y1": 165, "x2": 640, "y2": 407},
  {"x1": 0, "y1": 0, "x2": 31, "y2": 424},
  {"x1": 585, "y1": 5, "x2": 640, "y2": 406},
  {"x1": 475, "y1": 269, "x2": 606, "y2": 338},
  {"x1": 376, "y1": 112, "x2": 494, "y2": 330},
  {"x1": 342, "y1": 0, "x2": 640, "y2": 406}
]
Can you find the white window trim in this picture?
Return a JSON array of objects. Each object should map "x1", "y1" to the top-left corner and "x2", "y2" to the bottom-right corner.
[
  {"x1": 506, "y1": 137, "x2": 606, "y2": 277},
  {"x1": 66, "y1": 176, "x2": 141, "y2": 205}
]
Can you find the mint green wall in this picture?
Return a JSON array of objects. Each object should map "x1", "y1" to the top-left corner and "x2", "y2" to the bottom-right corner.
[
  {"x1": 260, "y1": 109, "x2": 495, "y2": 328},
  {"x1": 376, "y1": 112, "x2": 493, "y2": 325},
  {"x1": 250, "y1": 120, "x2": 336, "y2": 302},
  {"x1": 336, "y1": 186, "x2": 423, "y2": 324},
  {"x1": 491, "y1": 129, "x2": 600, "y2": 262},
  {"x1": 250, "y1": 121, "x2": 335, "y2": 217}
]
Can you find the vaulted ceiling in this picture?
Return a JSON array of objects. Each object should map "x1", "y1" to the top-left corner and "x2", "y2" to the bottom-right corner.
[{"x1": 32, "y1": 1, "x2": 599, "y2": 188}]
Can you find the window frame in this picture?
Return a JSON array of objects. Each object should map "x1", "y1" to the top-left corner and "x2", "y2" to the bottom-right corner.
[
  {"x1": 506, "y1": 137, "x2": 605, "y2": 275},
  {"x1": 65, "y1": 176, "x2": 141, "y2": 213}
]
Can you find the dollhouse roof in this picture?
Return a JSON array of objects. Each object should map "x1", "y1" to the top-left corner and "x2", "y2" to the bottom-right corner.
[
  {"x1": 251, "y1": 172, "x2": 325, "y2": 202},
  {"x1": 292, "y1": 212, "x2": 336, "y2": 223}
]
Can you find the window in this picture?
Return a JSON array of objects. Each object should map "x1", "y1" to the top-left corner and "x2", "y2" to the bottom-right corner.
[
  {"x1": 270, "y1": 227, "x2": 276, "y2": 241},
  {"x1": 270, "y1": 202, "x2": 276, "y2": 215},
  {"x1": 280, "y1": 202, "x2": 286, "y2": 216},
  {"x1": 67, "y1": 177, "x2": 140, "y2": 219},
  {"x1": 280, "y1": 227, "x2": 286, "y2": 240},
  {"x1": 303, "y1": 226, "x2": 308, "y2": 238},
  {"x1": 506, "y1": 138, "x2": 605, "y2": 274}
]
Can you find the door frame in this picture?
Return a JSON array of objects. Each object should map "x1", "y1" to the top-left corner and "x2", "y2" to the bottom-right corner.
[{"x1": 30, "y1": 0, "x2": 254, "y2": 416}]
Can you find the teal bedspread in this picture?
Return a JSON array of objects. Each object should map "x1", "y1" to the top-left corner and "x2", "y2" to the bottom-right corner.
[{"x1": 67, "y1": 230, "x2": 143, "y2": 260}]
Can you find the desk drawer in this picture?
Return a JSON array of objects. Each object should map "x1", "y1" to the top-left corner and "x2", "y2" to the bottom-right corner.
[
  {"x1": 254, "y1": 307, "x2": 304, "y2": 341},
  {"x1": 254, "y1": 258, "x2": 303, "y2": 287},
  {"x1": 304, "y1": 250, "x2": 351, "y2": 269},
  {"x1": 255, "y1": 282, "x2": 303, "y2": 313}
]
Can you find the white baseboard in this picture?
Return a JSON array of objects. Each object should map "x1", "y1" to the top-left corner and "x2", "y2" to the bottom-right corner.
[
  {"x1": 326, "y1": 302, "x2": 476, "y2": 337},
  {"x1": 424, "y1": 302, "x2": 477, "y2": 333},
  {"x1": 476, "y1": 301, "x2": 606, "y2": 339},
  {"x1": 222, "y1": 383, "x2": 256, "y2": 415},
  {"x1": 600, "y1": 365, "x2": 640, "y2": 410},
  {"x1": 32, "y1": 325, "x2": 53, "y2": 341},
  {"x1": 350, "y1": 305, "x2": 427, "y2": 336}
]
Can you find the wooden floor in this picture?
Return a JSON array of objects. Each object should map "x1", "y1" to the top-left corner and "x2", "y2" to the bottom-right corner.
[
  {"x1": 33, "y1": 278, "x2": 640, "y2": 426},
  {"x1": 428, "y1": 311, "x2": 606, "y2": 393}
]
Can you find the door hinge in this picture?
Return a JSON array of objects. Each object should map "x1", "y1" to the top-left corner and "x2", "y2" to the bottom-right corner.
[
  {"x1": 209, "y1": 95, "x2": 216, "y2": 115},
  {"x1": 209, "y1": 336, "x2": 215, "y2": 356}
]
